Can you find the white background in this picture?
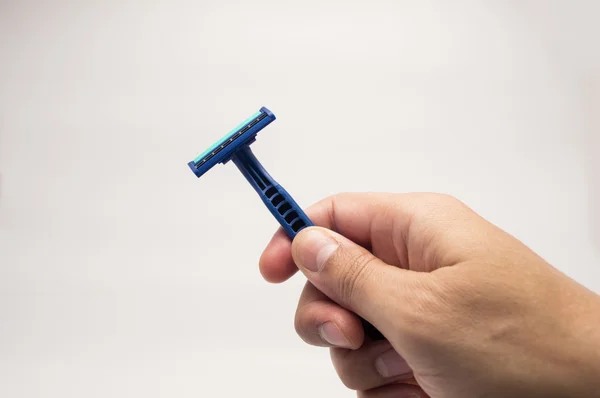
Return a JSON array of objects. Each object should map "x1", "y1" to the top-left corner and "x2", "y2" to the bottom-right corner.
[{"x1": 1, "y1": 1, "x2": 599, "y2": 397}]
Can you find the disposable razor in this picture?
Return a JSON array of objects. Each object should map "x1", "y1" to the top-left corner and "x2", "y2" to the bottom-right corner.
[{"x1": 187, "y1": 106, "x2": 384, "y2": 341}]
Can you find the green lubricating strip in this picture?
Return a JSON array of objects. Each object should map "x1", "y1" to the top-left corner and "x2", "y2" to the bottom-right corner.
[{"x1": 192, "y1": 110, "x2": 262, "y2": 164}]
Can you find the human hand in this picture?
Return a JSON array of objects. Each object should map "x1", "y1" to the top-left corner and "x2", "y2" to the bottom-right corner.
[{"x1": 260, "y1": 193, "x2": 600, "y2": 398}]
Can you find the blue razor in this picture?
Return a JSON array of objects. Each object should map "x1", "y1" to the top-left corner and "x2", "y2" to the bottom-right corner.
[
  {"x1": 187, "y1": 107, "x2": 384, "y2": 340},
  {"x1": 187, "y1": 107, "x2": 312, "y2": 238}
]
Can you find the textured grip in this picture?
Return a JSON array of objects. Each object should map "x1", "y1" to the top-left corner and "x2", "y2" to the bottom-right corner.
[
  {"x1": 231, "y1": 145, "x2": 384, "y2": 341},
  {"x1": 231, "y1": 146, "x2": 313, "y2": 238}
]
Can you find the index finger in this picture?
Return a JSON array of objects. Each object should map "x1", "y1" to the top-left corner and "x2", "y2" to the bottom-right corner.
[{"x1": 259, "y1": 192, "x2": 407, "y2": 283}]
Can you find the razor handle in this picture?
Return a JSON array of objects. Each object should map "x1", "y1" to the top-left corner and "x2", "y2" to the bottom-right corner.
[{"x1": 231, "y1": 146, "x2": 385, "y2": 341}]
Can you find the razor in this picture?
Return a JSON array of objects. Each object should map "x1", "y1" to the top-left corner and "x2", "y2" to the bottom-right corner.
[{"x1": 187, "y1": 106, "x2": 384, "y2": 340}]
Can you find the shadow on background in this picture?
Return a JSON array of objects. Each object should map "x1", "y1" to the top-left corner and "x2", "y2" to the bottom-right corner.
[{"x1": 586, "y1": 77, "x2": 599, "y2": 255}]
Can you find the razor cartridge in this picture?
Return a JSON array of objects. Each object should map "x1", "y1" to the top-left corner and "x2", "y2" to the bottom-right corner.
[
  {"x1": 187, "y1": 107, "x2": 384, "y2": 340},
  {"x1": 188, "y1": 107, "x2": 313, "y2": 238}
]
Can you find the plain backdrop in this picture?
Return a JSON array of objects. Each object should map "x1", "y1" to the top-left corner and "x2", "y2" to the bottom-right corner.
[{"x1": 1, "y1": 1, "x2": 599, "y2": 397}]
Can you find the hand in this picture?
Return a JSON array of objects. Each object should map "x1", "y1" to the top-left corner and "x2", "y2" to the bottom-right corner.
[{"x1": 260, "y1": 193, "x2": 600, "y2": 398}]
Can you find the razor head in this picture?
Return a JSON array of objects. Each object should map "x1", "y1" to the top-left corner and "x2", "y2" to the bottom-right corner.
[{"x1": 188, "y1": 107, "x2": 276, "y2": 178}]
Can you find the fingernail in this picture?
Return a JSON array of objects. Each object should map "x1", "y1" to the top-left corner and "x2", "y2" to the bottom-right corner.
[
  {"x1": 318, "y1": 322, "x2": 352, "y2": 348},
  {"x1": 297, "y1": 229, "x2": 339, "y2": 272},
  {"x1": 375, "y1": 349, "x2": 412, "y2": 378}
]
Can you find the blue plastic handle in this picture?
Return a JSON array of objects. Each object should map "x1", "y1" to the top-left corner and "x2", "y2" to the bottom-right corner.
[
  {"x1": 231, "y1": 146, "x2": 313, "y2": 239},
  {"x1": 230, "y1": 145, "x2": 384, "y2": 340}
]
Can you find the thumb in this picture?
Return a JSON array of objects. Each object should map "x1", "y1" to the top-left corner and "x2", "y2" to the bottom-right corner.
[{"x1": 291, "y1": 226, "x2": 414, "y2": 328}]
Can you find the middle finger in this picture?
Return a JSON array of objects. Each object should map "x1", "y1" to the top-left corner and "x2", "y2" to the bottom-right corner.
[{"x1": 295, "y1": 281, "x2": 365, "y2": 350}]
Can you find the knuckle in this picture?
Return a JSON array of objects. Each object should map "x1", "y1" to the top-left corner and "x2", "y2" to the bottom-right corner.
[
  {"x1": 419, "y1": 193, "x2": 466, "y2": 215},
  {"x1": 437, "y1": 193, "x2": 462, "y2": 204},
  {"x1": 293, "y1": 310, "x2": 304, "y2": 337},
  {"x1": 293, "y1": 302, "x2": 315, "y2": 341},
  {"x1": 338, "y1": 372, "x2": 360, "y2": 391},
  {"x1": 337, "y1": 368, "x2": 360, "y2": 390},
  {"x1": 336, "y1": 251, "x2": 376, "y2": 305},
  {"x1": 412, "y1": 282, "x2": 446, "y2": 318},
  {"x1": 420, "y1": 192, "x2": 462, "y2": 206},
  {"x1": 330, "y1": 349, "x2": 360, "y2": 390},
  {"x1": 399, "y1": 275, "x2": 458, "y2": 340}
]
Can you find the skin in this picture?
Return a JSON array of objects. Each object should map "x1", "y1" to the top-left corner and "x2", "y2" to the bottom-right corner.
[{"x1": 259, "y1": 193, "x2": 600, "y2": 398}]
